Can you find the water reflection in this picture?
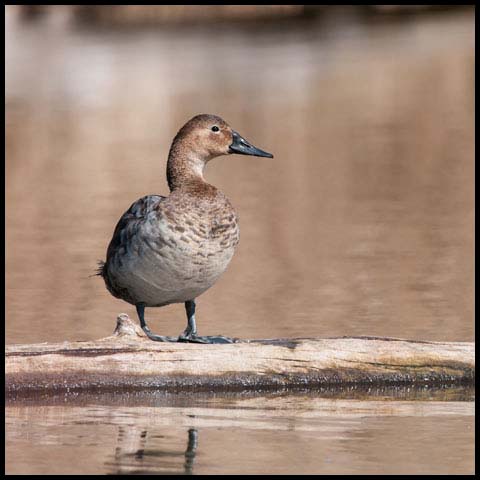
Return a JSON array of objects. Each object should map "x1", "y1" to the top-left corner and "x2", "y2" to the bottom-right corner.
[
  {"x1": 5, "y1": 388, "x2": 475, "y2": 475},
  {"x1": 108, "y1": 427, "x2": 198, "y2": 475},
  {"x1": 6, "y1": 383, "x2": 476, "y2": 405}
]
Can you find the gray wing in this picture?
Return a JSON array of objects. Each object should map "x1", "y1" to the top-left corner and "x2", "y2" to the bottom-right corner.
[{"x1": 98, "y1": 195, "x2": 166, "y2": 278}]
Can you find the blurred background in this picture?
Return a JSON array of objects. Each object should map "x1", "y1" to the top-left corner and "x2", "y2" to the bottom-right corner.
[{"x1": 5, "y1": 5, "x2": 474, "y2": 344}]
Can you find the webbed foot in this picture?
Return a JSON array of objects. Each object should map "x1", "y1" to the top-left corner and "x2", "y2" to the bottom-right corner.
[
  {"x1": 141, "y1": 325, "x2": 178, "y2": 342},
  {"x1": 177, "y1": 333, "x2": 237, "y2": 344}
]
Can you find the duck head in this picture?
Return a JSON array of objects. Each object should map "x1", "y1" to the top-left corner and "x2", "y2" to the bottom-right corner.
[
  {"x1": 171, "y1": 114, "x2": 273, "y2": 160},
  {"x1": 167, "y1": 114, "x2": 273, "y2": 190}
]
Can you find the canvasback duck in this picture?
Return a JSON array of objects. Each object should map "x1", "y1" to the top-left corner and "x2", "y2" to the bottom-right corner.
[{"x1": 98, "y1": 114, "x2": 273, "y2": 343}]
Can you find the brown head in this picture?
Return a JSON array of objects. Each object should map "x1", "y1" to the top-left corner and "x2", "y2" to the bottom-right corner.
[{"x1": 167, "y1": 114, "x2": 273, "y2": 191}]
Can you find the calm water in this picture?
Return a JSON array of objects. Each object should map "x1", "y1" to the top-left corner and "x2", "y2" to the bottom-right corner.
[
  {"x1": 5, "y1": 387, "x2": 475, "y2": 475},
  {"x1": 5, "y1": 6, "x2": 475, "y2": 475}
]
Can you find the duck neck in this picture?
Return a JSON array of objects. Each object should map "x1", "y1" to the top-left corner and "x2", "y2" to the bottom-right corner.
[{"x1": 166, "y1": 146, "x2": 207, "y2": 192}]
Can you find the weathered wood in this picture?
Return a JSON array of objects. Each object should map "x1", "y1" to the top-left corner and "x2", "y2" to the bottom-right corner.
[{"x1": 5, "y1": 314, "x2": 474, "y2": 395}]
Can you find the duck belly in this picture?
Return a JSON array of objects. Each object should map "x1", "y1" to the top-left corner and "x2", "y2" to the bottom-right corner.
[{"x1": 104, "y1": 226, "x2": 236, "y2": 307}]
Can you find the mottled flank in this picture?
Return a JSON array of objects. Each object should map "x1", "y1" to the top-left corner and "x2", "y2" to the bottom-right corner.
[{"x1": 99, "y1": 114, "x2": 253, "y2": 308}]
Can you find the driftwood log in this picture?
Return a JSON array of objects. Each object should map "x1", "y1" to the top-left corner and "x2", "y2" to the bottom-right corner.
[{"x1": 5, "y1": 314, "x2": 474, "y2": 395}]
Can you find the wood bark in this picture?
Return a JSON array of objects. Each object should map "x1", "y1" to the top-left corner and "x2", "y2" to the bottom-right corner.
[{"x1": 5, "y1": 314, "x2": 474, "y2": 395}]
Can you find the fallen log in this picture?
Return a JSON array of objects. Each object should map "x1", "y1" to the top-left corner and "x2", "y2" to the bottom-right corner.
[{"x1": 5, "y1": 314, "x2": 474, "y2": 395}]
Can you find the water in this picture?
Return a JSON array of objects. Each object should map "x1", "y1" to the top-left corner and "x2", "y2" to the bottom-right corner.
[
  {"x1": 5, "y1": 387, "x2": 475, "y2": 475},
  {"x1": 5, "y1": 6, "x2": 474, "y2": 475}
]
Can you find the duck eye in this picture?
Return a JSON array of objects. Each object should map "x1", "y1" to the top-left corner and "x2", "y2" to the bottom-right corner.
[{"x1": 211, "y1": 126, "x2": 220, "y2": 132}]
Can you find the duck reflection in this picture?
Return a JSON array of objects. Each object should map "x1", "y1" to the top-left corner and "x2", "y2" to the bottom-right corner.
[{"x1": 107, "y1": 426, "x2": 199, "y2": 475}]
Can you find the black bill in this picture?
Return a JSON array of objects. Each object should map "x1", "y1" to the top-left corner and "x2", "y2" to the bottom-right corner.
[{"x1": 229, "y1": 131, "x2": 273, "y2": 158}]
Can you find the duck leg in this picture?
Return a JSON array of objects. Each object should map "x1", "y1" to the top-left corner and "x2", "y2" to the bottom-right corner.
[
  {"x1": 136, "y1": 303, "x2": 178, "y2": 342},
  {"x1": 184, "y1": 428, "x2": 198, "y2": 474},
  {"x1": 178, "y1": 300, "x2": 236, "y2": 344}
]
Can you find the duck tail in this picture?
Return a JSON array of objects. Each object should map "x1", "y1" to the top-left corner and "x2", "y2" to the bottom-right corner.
[{"x1": 89, "y1": 260, "x2": 106, "y2": 278}]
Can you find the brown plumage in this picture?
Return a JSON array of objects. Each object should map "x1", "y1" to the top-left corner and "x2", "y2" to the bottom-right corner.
[{"x1": 98, "y1": 113, "x2": 273, "y2": 343}]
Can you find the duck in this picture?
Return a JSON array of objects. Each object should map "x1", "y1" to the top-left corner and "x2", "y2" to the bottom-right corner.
[{"x1": 98, "y1": 114, "x2": 273, "y2": 343}]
